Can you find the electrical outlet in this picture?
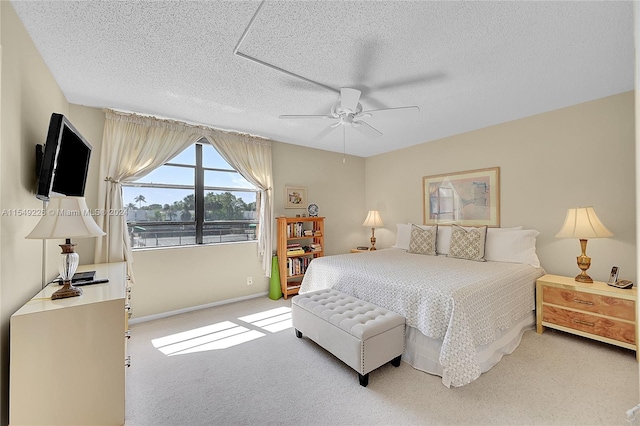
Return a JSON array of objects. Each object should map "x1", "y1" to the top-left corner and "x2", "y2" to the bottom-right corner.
[{"x1": 246, "y1": 276, "x2": 253, "y2": 285}]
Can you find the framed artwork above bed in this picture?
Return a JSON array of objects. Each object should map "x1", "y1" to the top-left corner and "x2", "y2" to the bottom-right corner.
[{"x1": 423, "y1": 167, "x2": 500, "y2": 227}]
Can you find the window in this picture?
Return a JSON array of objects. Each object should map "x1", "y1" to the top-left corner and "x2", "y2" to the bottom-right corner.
[{"x1": 123, "y1": 140, "x2": 258, "y2": 248}]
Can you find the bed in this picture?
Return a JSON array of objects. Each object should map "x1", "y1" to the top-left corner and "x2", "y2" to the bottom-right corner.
[{"x1": 298, "y1": 224, "x2": 546, "y2": 387}]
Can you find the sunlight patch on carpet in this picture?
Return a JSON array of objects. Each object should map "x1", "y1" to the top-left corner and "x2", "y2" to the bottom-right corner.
[
  {"x1": 238, "y1": 306, "x2": 292, "y2": 333},
  {"x1": 151, "y1": 307, "x2": 292, "y2": 356},
  {"x1": 152, "y1": 320, "x2": 265, "y2": 356}
]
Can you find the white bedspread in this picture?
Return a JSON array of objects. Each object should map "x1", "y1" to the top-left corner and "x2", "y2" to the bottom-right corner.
[{"x1": 299, "y1": 248, "x2": 545, "y2": 387}]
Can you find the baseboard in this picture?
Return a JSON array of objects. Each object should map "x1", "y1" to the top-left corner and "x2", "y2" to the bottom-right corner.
[{"x1": 129, "y1": 291, "x2": 269, "y2": 324}]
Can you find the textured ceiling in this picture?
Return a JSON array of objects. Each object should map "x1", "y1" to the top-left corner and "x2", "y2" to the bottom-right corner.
[{"x1": 10, "y1": 0, "x2": 634, "y2": 157}]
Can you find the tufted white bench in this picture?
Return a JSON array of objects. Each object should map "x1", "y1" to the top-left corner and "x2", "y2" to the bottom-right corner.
[{"x1": 291, "y1": 288, "x2": 405, "y2": 387}]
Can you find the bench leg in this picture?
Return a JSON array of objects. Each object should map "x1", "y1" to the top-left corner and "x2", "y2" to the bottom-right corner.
[
  {"x1": 295, "y1": 329, "x2": 302, "y2": 338},
  {"x1": 391, "y1": 355, "x2": 401, "y2": 367},
  {"x1": 358, "y1": 373, "x2": 369, "y2": 387}
]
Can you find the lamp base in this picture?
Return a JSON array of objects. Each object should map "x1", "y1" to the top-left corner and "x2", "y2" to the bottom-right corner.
[
  {"x1": 369, "y1": 229, "x2": 377, "y2": 250},
  {"x1": 369, "y1": 236, "x2": 377, "y2": 250},
  {"x1": 575, "y1": 240, "x2": 593, "y2": 283},
  {"x1": 574, "y1": 273, "x2": 593, "y2": 284},
  {"x1": 51, "y1": 281, "x2": 83, "y2": 300}
]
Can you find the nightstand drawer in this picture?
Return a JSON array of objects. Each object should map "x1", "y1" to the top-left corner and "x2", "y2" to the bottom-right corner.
[
  {"x1": 542, "y1": 305, "x2": 636, "y2": 345},
  {"x1": 542, "y1": 286, "x2": 635, "y2": 321}
]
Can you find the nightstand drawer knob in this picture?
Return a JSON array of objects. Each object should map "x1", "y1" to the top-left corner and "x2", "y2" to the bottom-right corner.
[
  {"x1": 572, "y1": 298, "x2": 594, "y2": 306},
  {"x1": 573, "y1": 319, "x2": 595, "y2": 327}
]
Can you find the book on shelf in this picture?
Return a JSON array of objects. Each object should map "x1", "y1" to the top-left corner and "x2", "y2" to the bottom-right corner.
[
  {"x1": 286, "y1": 222, "x2": 305, "y2": 238},
  {"x1": 287, "y1": 257, "x2": 312, "y2": 276},
  {"x1": 287, "y1": 283, "x2": 302, "y2": 291},
  {"x1": 287, "y1": 249, "x2": 305, "y2": 256}
]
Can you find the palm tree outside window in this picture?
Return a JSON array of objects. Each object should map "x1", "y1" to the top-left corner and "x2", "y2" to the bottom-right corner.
[{"x1": 122, "y1": 140, "x2": 258, "y2": 248}]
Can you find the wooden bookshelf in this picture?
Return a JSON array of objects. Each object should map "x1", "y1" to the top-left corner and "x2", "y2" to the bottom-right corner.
[{"x1": 276, "y1": 217, "x2": 324, "y2": 299}]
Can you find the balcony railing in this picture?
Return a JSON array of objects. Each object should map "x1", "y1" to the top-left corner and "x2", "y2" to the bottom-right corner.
[{"x1": 128, "y1": 220, "x2": 257, "y2": 248}]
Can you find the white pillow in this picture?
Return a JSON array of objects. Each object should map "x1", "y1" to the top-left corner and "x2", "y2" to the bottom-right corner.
[
  {"x1": 485, "y1": 228, "x2": 541, "y2": 267},
  {"x1": 437, "y1": 226, "x2": 452, "y2": 254},
  {"x1": 392, "y1": 223, "x2": 411, "y2": 250},
  {"x1": 487, "y1": 226, "x2": 523, "y2": 234}
]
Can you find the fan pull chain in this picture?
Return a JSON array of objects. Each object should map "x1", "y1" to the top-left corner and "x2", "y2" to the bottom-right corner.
[{"x1": 343, "y1": 126, "x2": 346, "y2": 164}]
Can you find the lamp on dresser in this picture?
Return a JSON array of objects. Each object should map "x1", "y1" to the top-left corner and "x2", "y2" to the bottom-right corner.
[
  {"x1": 362, "y1": 210, "x2": 384, "y2": 250},
  {"x1": 555, "y1": 206, "x2": 613, "y2": 283},
  {"x1": 26, "y1": 196, "x2": 105, "y2": 299}
]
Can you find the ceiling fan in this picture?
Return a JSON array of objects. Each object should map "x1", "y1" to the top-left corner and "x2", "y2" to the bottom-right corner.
[
  {"x1": 233, "y1": 1, "x2": 422, "y2": 148},
  {"x1": 279, "y1": 88, "x2": 420, "y2": 143}
]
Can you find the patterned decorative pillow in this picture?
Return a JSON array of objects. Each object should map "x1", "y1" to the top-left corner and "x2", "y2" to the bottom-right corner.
[
  {"x1": 447, "y1": 225, "x2": 487, "y2": 261},
  {"x1": 407, "y1": 224, "x2": 437, "y2": 256}
]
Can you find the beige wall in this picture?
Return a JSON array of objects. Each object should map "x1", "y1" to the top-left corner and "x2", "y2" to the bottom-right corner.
[
  {"x1": 66, "y1": 104, "x2": 106, "y2": 264},
  {"x1": 271, "y1": 142, "x2": 366, "y2": 255},
  {"x1": 366, "y1": 92, "x2": 636, "y2": 283},
  {"x1": 0, "y1": 3, "x2": 70, "y2": 424}
]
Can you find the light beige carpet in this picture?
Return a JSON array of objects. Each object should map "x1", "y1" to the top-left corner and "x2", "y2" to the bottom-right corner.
[{"x1": 125, "y1": 295, "x2": 638, "y2": 425}]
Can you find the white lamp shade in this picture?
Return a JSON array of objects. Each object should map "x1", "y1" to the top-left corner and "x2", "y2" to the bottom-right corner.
[
  {"x1": 362, "y1": 210, "x2": 384, "y2": 228},
  {"x1": 26, "y1": 196, "x2": 105, "y2": 239},
  {"x1": 555, "y1": 206, "x2": 613, "y2": 239}
]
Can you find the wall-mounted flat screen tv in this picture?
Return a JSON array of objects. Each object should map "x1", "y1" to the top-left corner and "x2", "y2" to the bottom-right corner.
[{"x1": 36, "y1": 113, "x2": 92, "y2": 201}]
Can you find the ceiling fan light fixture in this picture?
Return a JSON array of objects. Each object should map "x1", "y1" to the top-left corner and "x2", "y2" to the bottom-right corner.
[{"x1": 280, "y1": 86, "x2": 418, "y2": 146}]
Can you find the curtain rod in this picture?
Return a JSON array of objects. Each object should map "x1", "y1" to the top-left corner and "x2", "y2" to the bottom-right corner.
[{"x1": 103, "y1": 108, "x2": 273, "y2": 144}]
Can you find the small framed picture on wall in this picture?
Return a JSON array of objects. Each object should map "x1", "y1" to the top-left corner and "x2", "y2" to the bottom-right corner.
[{"x1": 284, "y1": 186, "x2": 307, "y2": 208}]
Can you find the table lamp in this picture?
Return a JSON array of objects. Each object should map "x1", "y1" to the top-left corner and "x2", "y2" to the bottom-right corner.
[
  {"x1": 362, "y1": 210, "x2": 384, "y2": 250},
  {"x1": 555, "y1": 206, "x2": 612, "y2": 283},
  {"x1": 26, "y1": 196, "x2": 105, "y2": 300}
]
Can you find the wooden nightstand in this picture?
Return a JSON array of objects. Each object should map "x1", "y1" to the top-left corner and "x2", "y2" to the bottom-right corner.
[
  {"x1": 350, "y1": 248, "x2": 371, "y2": 253},
  {"x1": 536, "y1": 274, "x2": 637, "y2": 356}
]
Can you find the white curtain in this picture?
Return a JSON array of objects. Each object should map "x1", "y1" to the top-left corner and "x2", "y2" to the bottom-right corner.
[
  {"x1": 95, "y1": 111, "x2": 205, "y2": 278},
  {"x1": 204, "y1": 133, "x2": 273, "y2": 276},
  {"x1": 95, "y1": 109, "x2": 274, "y2": 280}
]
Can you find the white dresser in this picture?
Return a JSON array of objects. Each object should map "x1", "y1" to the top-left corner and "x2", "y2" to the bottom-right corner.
[{"x1": 9, "y1": 262, "x2": 130, "y2": 425}]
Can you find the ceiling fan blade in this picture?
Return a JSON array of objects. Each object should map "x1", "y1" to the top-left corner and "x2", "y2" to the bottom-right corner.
[
  {"x1": 340, "y1": 88, "x2": 361, "y2": 113},
  {"x1": 353, "y1": 120, "x2": 382, "y2": 138},
  {"x1": 279, "y1": 114, "x2": 333, "y2": 120},
  {"x1": 310, "y1": 124, "x2": 340, "y2": 143},
  {"x1": 360, "y1": 106, "x2": 420, "y2": 119}
]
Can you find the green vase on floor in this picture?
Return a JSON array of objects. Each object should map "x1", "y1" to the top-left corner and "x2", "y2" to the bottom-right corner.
[{"x1": 269, "y1": 256, "x2": 283, "y2": 300}]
